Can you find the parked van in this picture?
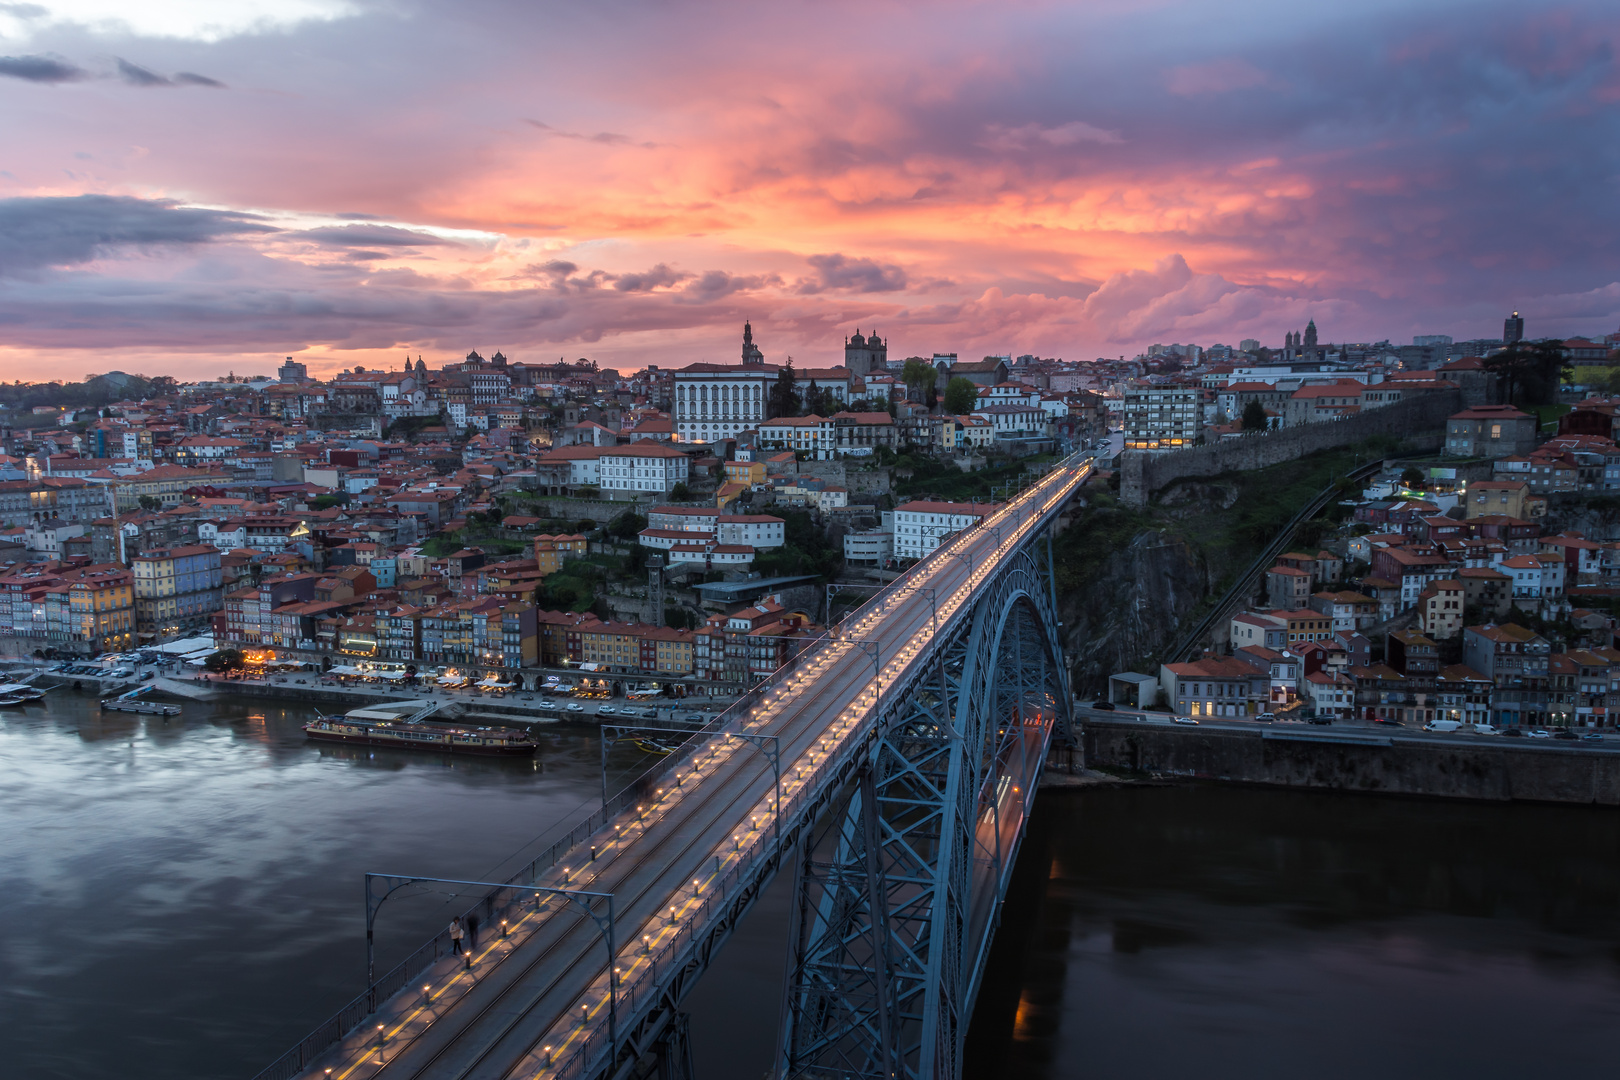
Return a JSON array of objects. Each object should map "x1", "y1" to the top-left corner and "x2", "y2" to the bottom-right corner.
[
  {"x1": 1423, "y1": 719, "x2": 1463, "y2": 733},
  {"x1": 1469, "y1": 722, "x2": 1500, "y2": 735}
]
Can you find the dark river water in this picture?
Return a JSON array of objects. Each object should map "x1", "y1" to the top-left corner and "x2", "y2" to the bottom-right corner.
[{"x1": 5, "y1": 692, "x2": 1620, "y2": 1079}]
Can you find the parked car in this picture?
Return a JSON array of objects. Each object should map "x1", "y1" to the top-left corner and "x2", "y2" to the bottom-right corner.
[
  {"x1": 1255, "y1": 712, "x2": 1276, "y2": 722},
  {"x1": 1089, "y1": 700, "x2": 1116, "y2": 711},
  {"x1": 1373, "y1": 717, "x2": 1404, "y2": 727},
  {"x1": 1553, "y1": 729, "x2": 1577, "y2": 740},
  {"x1": 1503, "y1": 728, "x2": 1524, "y2": 737},
  {"x1": 1307, "y1": 715, "x2": 1333, "y2": 725},
  {"x1": 1468, "y1": 722, "x2": 1500, "y2": 735},
  {"x1": 567, "y1": 703, "x2": 585, "y2": 713},
  {"x1": 598, "y1": 705, "x2": 618, "y2": 716},
  {"x1": 1582, "y1": 732, "x2": 1605, "y2": 742},
  {"x1": 1526, "y1": 729, "x2": 1551, "y2": 739},
  {"x1": 1172, "y1": 716, "x2": 1199, "y2": 726},
  {"x1": 539, "y1": 698, "x2": 558, "y2": 709}
]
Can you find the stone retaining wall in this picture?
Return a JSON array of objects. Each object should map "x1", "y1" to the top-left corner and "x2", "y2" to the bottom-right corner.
[
  {"x1": 1083, "y1": 716, "x2": 1620, "y2": 805},
  {"x1": 1120, "y1": 389, "x2": 1461, "y2": 507}
]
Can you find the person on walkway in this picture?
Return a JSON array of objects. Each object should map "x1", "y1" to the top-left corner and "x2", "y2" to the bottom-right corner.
[
  {"x1": 467, "y1": 914, "x2": 479, "y2": 949},
  {"x1": 449, "y1": 918, "x2": 464, "y2": 955}
]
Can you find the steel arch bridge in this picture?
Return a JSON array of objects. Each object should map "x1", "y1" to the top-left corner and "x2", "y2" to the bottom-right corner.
[
  {"x1": 780, "y1": 545, "x2": 1071, "y2": 1080},
  {"x1": 269, "y1": 455, "x2": 1090, "y2": 1080}
]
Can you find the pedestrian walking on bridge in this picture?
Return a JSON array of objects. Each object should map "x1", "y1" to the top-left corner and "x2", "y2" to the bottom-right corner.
[{"x1": 449, "y1": 919, "x2": 465, "y2": 955}]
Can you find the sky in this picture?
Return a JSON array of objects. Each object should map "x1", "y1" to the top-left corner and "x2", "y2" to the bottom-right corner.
[{"x1": 1, "y1": 0, "x2": 1618, "y2": 382}]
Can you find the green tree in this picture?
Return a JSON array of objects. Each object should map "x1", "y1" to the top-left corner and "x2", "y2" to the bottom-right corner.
[
  {"x1": 901, "y1": 359, "x2": 936, "y2": 403},
  {"x1": 608, "y1": 510, "x2": 648, "y2": 540},
  {"x1": 1401, "y1": 466, "x2": 1424, "y2": 490},
  {"x1": 204, "y1": 648, "x2": 244, "y2": 672},
  {"x1": 1240, "y1": 399, "x2": 1268, "y2": 431},
  {"x1": 943, "y1": 377, "x2": 979, "y2": 415},
  {"x1": 670, "y1": 482, "x2": 691, "y2": 500},
  {"x1": 803, "y1": 383, "x2": 840, "y2": 417},
  {"x1": 752, "y1": 508, "x2": 841, "y2": 579},
  {"x1": 137, "y1": 495, "x2": 162, "y2": 511},
  {"x1": 1484, "y1": 339, "x2": 1572, "y2": 407},
  {"x1": 769, "y1": 362, "x2": 800, "y2": 417}
]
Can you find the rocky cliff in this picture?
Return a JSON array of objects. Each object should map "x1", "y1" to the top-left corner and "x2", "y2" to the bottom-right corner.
[{"x1": 1055, "y1": 522, "x2": 1215, "y2": 696}]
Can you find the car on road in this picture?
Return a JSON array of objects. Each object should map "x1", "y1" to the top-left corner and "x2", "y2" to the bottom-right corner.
[
  {"x1": 567, "y1": 703, "x2": 585, "y2": 713},
  {"x1": 1089, "y1": 700, "x2": 1116, "y2": 711},
  {"x1": 1583, "y1": 732, "x2": 1605, "y2": 741},
  {"x1": 1553, "y1": 729, "x2": 1577, "y2": 740},
  {"x1": 1526, "y1": 729, "x2": 1551, "y2": 738},
  {"x1": 539, "y1": 698, "x2": 558, "y2": 709},
  {"x1": 1469, "y1": 722, "x2": 1501, "y2": 735},
  {"x1": 1306, "y1": 714, "x2": 1333, "y2": 725},
  {"x1": 598, "y1": 705, "x2": 618, "y2": 715},
  {"x1": 1373, "y1": 717, "x2": 1404, "y2": 727},
  {"x1": 682, "y1": 713, "x2": 705, "y2": 724},
  {"x1": 1255, "y1": 712, "x2": 1276, "y2": 722},
  {"x1": 1423, "y1": 719, "x2": 1463, "y2": 733},
  {"x1": 638, "y1": 708, "x2": 659, "y2": 719},
  {"x1": 1172, "y1": 716, "x2": 1199, "y2": 725},
  {"x1": 1503, "y1": 728, "x2": 1524, "y2": 737}
]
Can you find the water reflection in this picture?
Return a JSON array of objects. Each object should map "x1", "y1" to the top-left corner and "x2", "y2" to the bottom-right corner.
[
  {"x1": 0, "y1": 689, "x2": 606, "y2": 1080},
  {"x1": 966, "y1": 785, "x2": 1620, "y2": 1080}
]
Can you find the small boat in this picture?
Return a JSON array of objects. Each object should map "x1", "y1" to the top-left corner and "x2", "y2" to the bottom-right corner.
[
  {"x1": 304, "y1": 708, "x2": 536, "y2": 756},
  {"x1": 634, "y1": 738, "x2": 677, "y2": 755},
  {"x1": 0, "y1": 694, "x2": 27, "y2": 707},
  {"x1": 0, "y1": 681, "x2": 45, "y2": 701}
]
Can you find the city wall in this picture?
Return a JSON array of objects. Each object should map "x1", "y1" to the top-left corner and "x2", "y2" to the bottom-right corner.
[
  {"x1": 1120, "y1": 389, "x2": 1461, "y2": 507},
  {"x1": 1082, "y1": 716, "x2": 1620, "y2": 805}
]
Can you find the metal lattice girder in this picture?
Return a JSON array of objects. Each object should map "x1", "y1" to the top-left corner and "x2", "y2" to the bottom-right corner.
[{"x1": 780, "y1": 539, "x2": 1073, "y2": 1080}]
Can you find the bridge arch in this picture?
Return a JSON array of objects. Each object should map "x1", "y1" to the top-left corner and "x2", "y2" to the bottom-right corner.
[{"x1": 781, "y1": 541, "x2": 1073, "y2": 1080}]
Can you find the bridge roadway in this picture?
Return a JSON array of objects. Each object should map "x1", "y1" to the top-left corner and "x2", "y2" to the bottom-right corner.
[{"x1": 306, "y1": 457, "x2": 1091, "y2": 1080}]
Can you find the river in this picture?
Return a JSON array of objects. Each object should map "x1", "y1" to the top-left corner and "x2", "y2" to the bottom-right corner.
[{"x1": 5, "y1": 692, "x2": 1620, "y2": 1078}]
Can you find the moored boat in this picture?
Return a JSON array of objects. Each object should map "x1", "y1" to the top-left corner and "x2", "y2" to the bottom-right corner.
[
  {"x1": 304, "y1": 709, "x2": 535, "y2": 756},
  {"x1": 0, "y1": 682, "x2": 46, "y2": 701},
  {"x1": 0, "y1": 694, "x2": 27, "y2": 707}
]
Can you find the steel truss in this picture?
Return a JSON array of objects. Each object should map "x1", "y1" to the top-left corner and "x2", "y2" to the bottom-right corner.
[{"x1": 778, "y1": 540, "x2": 1073, "y2": 1080}]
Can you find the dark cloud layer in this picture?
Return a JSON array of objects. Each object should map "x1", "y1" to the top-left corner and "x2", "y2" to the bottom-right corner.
[
  {"x1": 0, "y1": 54, "x2": 87, "y2": 83},
  {"x1": 292, "y1": 224, "x2": 459, "y2": 249},
  {"x1": 800, "y1": 254, "x2": 908, "y2": 294},
  {"x1": 0, "y1": 195, "x2": 277, "y2": 278},
  {"x1": 115, "y1": 58, "x2": 170, "y2": 86}
]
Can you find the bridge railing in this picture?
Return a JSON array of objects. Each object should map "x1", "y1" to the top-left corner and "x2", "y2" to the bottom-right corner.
[{"x1": 256, "y1": 458, "x2": 1092, "y2": 1080}]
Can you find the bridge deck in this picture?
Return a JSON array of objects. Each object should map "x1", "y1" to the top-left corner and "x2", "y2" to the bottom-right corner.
[{"x1": 297, "y1": 458, "x2": 1090, "y2": 1080}]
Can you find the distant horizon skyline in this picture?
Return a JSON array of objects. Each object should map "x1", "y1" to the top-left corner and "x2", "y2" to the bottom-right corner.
[{"x1": 3, "y1": 1, "x2": 1619, "y2": 382}]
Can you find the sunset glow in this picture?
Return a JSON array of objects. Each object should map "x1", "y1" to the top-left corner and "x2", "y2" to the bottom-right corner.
[{"x1": 3, "y1": 0, "x2": 1619, "y2": 378}]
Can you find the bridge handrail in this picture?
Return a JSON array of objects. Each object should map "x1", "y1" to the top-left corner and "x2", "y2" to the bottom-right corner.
[{"x1": 253, "y1": 455, "x2": 1091, "y2": 1080}]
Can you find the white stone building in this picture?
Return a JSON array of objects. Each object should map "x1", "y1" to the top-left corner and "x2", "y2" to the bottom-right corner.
[
  {"x1": 598, "y1": 440, "x2": 690, "y2": 494},
  {"x1": 892, "y1": 500, "x2": 996, "y2": 559}
]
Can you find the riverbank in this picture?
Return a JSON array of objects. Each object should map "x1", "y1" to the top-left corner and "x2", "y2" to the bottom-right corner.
[
  {"x1": 1082, "y1": 714, "x2": 1620, "y2": 805},
  {"x1": 168, "y1": 675, "x2": 734, "y2": 731}
]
